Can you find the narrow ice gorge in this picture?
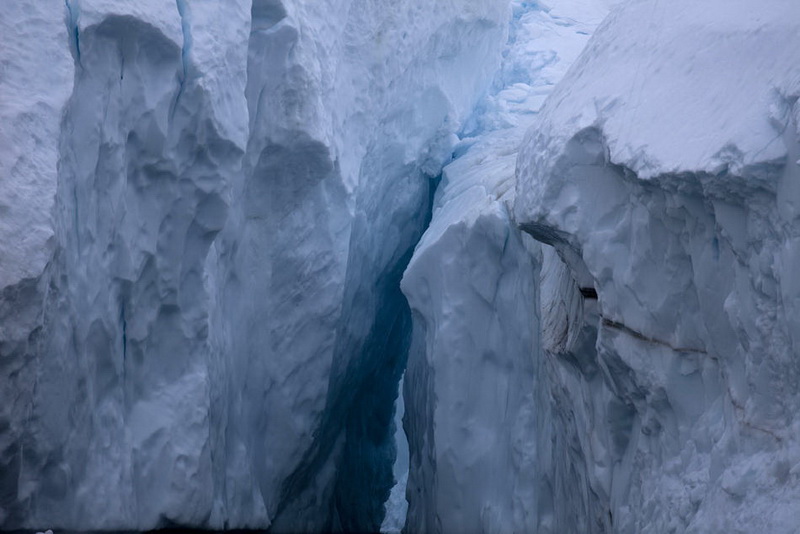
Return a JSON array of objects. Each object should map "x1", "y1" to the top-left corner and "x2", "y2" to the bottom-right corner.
[
  {"x1": 2, "y1": 0, "x2": 800, "y2": 532},
  {"x1": 1, "y1": 0, "x2": 508, "y2": 530}
]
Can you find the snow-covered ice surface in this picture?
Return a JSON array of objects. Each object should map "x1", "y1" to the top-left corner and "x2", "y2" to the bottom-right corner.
[
  {"x1": 0, "y1": 0, "x2": 508, "y2": 530},
  {"x1": 400, "y1": 0, "x2": 619, "y2": 532},
  {"x1": 515, "y1": 0, "x2": 800, "y2": 532}
]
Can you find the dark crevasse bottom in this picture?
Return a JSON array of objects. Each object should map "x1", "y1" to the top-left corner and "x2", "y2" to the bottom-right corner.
[
  {"x1": 331, "y1": 173, "x2": 440, "y2": 533},
  {"x1": 332, "y1": 255, "x2": 414, "y2": 532},
  {"x1": 270, "y1": 167, "x2": 440, "y2": 533}
]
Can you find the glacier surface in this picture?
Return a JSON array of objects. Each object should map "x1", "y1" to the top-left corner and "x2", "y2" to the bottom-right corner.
[{"x1": 2, "y1": 0, "x2": 800, "y2": 532}]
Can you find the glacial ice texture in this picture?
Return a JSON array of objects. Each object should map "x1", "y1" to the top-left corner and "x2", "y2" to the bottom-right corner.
[
  {"x1": 0, "y1": 0, "x2": 508, "y2": 530},
  {"x1": 4, "y1": 0, "x2": 800, "y2": 532},
  {"x1": 515, "y1": 0, "x2": 800, "y2": 532},
  {"x1": 400, "y1": 0, "x2": 619, "y2": 532}
]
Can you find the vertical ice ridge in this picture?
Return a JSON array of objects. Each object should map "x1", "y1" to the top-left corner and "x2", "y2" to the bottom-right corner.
[
  {"x1": 399, "y1": 1, "x2": 618, "y2": 531},
  {"x1": 172, "y1": 0, "x2": 191, "y2": 114}
]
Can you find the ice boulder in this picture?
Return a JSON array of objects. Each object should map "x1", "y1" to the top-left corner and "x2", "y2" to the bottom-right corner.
[
  {"x1": 399, "y1": 1, "x2": 619, "y2": 531},
  {"x1": 402, "y1": 129, "x2": 541, "y2": 534}
]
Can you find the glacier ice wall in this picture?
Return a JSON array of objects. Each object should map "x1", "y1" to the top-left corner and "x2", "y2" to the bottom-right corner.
[
  {"x1": 399, "y1": 1, "x2": 618, "y2": 532},
  {"x1": 401, "y1": 142, "x2": 541, "y2": 532},
  {"x1": 0, "y1": 2, "x2": 75, "y2": 527},
  {"x1": 0, "y1": 0, "x2": 509, "y2": 530},
  {"x1": 515, "y1": 0, "x2": 800, "y2": 532},
  {"x1": 5, "y1": 0, "x2": 800, "y2": 531}
]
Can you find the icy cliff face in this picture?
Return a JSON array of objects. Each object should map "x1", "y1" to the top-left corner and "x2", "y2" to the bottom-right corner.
[
  {"x1": 0, "y1": 0, "x2": 508, "y2": 530},
  {"x1": 0, "y1": 2, "x2": 76, "y2": 527},
  {"x1": 5, "y1": 0, "x2": 800, "y2": 531},
  {"x1": 515, "y1": 0, "x2": 800, "y2": 532},
  {"x1": 400, "y1": 1, "x2": 617, "y2": 532}
]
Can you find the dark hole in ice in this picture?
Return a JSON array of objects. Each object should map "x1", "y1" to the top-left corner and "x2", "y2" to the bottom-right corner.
[{"x1": 580, "y1": 287, "x2": 598, "y2": 299}]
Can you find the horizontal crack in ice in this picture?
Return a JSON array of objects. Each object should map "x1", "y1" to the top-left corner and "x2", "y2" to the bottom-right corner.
[{"x1": 601, "y1": 316, "x2": 707, "y2": 355}]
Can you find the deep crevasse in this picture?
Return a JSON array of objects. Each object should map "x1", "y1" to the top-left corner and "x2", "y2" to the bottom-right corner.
[
  {"x1": 0, "y1": 0, "x2": 508, "y2": 530},
  {"x1": 2, "y1": 0, "x2": 800, "y2": 532}
]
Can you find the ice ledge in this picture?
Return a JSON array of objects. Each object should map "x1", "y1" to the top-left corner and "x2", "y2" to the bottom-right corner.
[{"x1": 515, "y1": 0, "x2": 800, "y2": 189}]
